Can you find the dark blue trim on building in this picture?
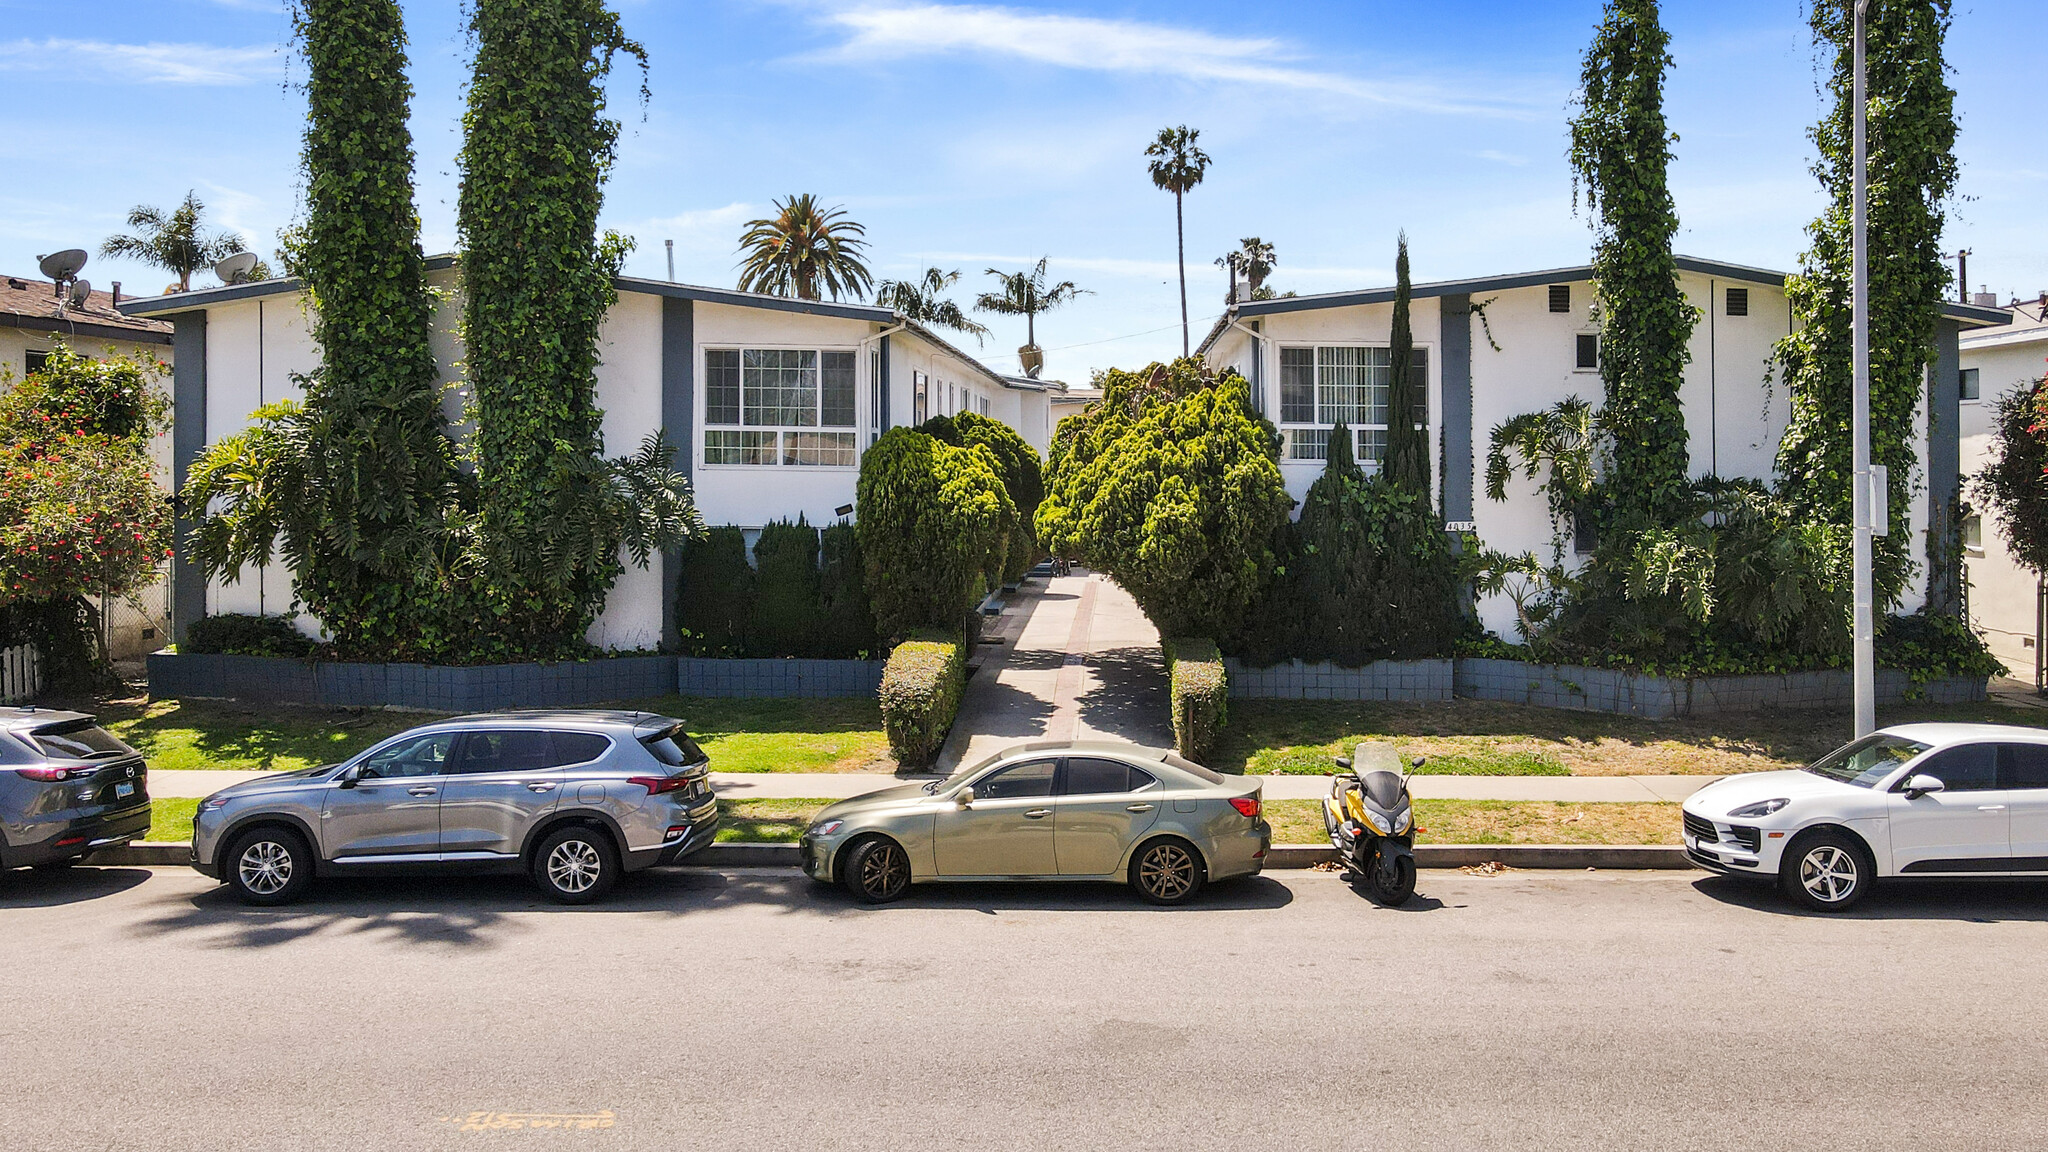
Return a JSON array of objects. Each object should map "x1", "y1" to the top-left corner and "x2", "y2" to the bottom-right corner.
[
  {"x1": 1927, "y1": 317, "x2": 1964, "y2": 615},
  {"x1": 660, "y1": 296, "x2": 695, "y2": 650},
  {"x1": 878, "y1": 333, "x2": 892, "y2": 429},
  {"x1": 171, "y1": 314, "x2": 208, "y2": 644},
  {"x1": 1440, "y1": 293, "x2": 1474, "y2": 525},
  {"x1": 615, "y1": 276, "x2": 892, "y2": 322}
]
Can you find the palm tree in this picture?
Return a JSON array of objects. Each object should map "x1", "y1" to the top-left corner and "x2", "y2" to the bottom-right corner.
[
  {"x1": 1215, "y1": 236, "x2": 1277, "y2": 302},
  {"x1": 1144, "y1": 125, "x2": 1211, "y2": 357},
  {"x1": 99, "y1": 191, "x2": 249, "y2": 292},
  {"x1": 735, "y1": 194, "x2": 873, "y2": 301},
  {"x1": 975, "y1": 258, "x2": 1090, "y2": 378},
  {"x1": 875, "y1": 267, "x2": 991, "y2": 344}
]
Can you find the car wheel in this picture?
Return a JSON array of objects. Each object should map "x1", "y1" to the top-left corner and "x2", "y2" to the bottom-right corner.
[
  {"x1": 225, "y1": 827, "x2": 314, "y2": 906},
  {"x1": 1781, "y1": 830, "x2": 1871, "y2": 912},
  {"x1": 844, "y1": 837, "x2": 911, "y2": 904},
  {"x1": 1130, "y1": 838, "x2": 1205, "y2": 906},
  {"x1": 532, "y1": 826, "x2": 619, "y2": 905}
]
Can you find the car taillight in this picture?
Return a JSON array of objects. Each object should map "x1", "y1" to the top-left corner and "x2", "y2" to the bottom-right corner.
[
  {"x1": 1229, "y1": 796, "x2": 1261, "y2": 818},
  {"x1": 629, "y1": 773, "x2": 691, "y2": 796},
  {"x1": 15, "y1": 767, "x2": 81, "y2": 782}
]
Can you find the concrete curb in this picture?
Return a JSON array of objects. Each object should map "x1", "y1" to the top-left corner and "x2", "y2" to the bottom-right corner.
[{"x1": 89, "y1": 841, "x2": 1692, "y2": 871}]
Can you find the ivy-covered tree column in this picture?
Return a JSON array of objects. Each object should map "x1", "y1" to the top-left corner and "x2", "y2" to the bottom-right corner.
[
  {"x1": 1775, "y1": 0, "x2": 1958, "y2": 609},
  {"x1": 457, "y1": 0, "x2": 646, "y2": 654},
  {"x1": 1568, "y1": 0, "x2": 1696, "y2": 522},
  {"x1": 291, "y1": 0, "x2": 461, "y2": 656},
  {"x1": 1382, "y1": 234, "x2": 1430, "y2": 494}
]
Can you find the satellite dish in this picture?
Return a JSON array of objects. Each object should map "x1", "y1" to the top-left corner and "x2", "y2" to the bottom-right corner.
[
  {"x1": 38, "y1": 249, "x2": 88, "y2": 282},
  {"x1": 214, "y1": 251, "x2": 260, "y2": 284},
  {"x1": 66, "y1": 279, "x2": 91, "y2": 309}
]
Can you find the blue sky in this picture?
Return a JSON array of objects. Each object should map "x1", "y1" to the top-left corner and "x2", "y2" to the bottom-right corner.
[{"x1": 2, "y1": 0, "x2": 2041, "y2": 382}]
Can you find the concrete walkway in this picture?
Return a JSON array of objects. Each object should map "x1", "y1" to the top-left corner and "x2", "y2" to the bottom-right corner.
[{"x1": 147, "y1": 768, "x2": 1716, "y2": 801}]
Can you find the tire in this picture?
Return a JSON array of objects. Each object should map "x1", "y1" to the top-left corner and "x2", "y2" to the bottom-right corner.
[
  {"x1": 1364, "y1": 846, "x2": 1417, "y2": 907},
  {"x1": 843, "y1": 837, "x2": 911, "y2": 904},
  {"x1": 1780, "y1": 830, "x2": 1872, "y2": 912},
  {"x1": 224, "y1": 826, "x2": 315, "y2": 906},
  {"x1": 1130, "y1": 838, "x2": 1205, "y2": 906},
  {"x1": 532, "y1": 825, "x2": 620, "y2": 905}
]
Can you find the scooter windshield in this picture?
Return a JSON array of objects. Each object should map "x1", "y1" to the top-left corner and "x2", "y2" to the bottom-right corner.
[{"x1": 1359, "y1": 769, "x2": 1407, "y2": 811}]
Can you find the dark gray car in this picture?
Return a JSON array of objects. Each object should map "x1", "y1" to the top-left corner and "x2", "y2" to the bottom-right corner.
[
  {"x1": 191, "y1": 710, "x2": 719, "y2": 905},
  {"x1": 0, "y1": 708, "x2": 151, "y2": 870}
]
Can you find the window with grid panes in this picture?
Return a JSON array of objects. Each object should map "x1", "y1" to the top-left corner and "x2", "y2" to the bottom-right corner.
[
  {"x1": 702, "y1": 348, "x2": 860, "y2": 466},
  {"x1": 1275, "y1": 345, "x2": 1427, "y2": 465}
]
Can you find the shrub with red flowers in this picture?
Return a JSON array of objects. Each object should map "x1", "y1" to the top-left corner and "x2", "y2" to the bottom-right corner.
[{"x1": 0, "y1": 345, "x2": 172, "y2": 686}]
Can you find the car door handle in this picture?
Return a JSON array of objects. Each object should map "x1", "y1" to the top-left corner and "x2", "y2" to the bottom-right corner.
[
  {"x1": 1126, "y1": 803, "x2": 1154, "y2": 812},
  {"x1": 407, "y1": 786, "x2": 438, "y2": 797},
  {"x1": 1023, "y1": 808, "x2": 1051, "y2": 819},
  {"x1": 526, "y1": 782, "x2": 557, "y2": 793}
]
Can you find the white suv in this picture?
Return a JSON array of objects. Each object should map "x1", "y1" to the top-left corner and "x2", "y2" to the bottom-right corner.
[{"x1": 1683, "y1": 723, "x2": 2048, "y2": 911}]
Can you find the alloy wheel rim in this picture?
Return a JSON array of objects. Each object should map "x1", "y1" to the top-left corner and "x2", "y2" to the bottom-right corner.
[
  {"x1": 547, "y1": 840, "x2": 602, "y2": 893},
  {"x1": 1140, "y1": 845, "x2": 1194, "y2": 899},
  {"x1": 238, "y1": 840, "x2": 293, "y2": 895},
  {"x1": 1800, "y1": 845, "x2": 1858, "y2": 902},
  {"x1": 861, "y1": 844, "x2": 907, "y2": 897}
]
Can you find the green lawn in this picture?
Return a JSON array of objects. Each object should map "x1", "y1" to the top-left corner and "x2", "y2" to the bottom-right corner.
[
  {"x1": 95, "y1": 694, "x2": 892, "y2": 775},
  {"x1": 716, "y1": 798, "x2": 830, "y2": 842},
  {"x1": 1263, "y1": 798, "x2": 1681, "y2": 846},
  {"x1": 1213, "y1": 697, "x2": 2048, "y2": 778},
  {"x1": 148, "y1": 797, "x2": 198, "y2": 842},
  {"x1": 625, "y1": 696, "x2": 893, "y2": 773}
]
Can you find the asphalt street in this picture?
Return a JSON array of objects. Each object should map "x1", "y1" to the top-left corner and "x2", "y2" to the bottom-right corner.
[{"x1": 6, "y1": 864, "x2": 2047, "y2": 1151}]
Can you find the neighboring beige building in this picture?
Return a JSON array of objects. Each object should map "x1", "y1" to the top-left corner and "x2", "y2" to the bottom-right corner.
[
  {"x1": 1959, "y1": 294, "x2": 2048, "y2": 680},
  {"x1": 1, "y1": 273, "x2": 176, "y2": 659}
]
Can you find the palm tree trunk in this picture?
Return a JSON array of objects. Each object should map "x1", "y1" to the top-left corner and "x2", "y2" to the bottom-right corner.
[{"x1": 1175, "y1": 190, "x2": 1188, "y2": 357}]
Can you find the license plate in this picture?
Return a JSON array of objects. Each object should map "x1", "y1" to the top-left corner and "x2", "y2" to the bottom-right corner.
[{"x1": 115, "y1": 782, "x2": 134, "y2": 799}]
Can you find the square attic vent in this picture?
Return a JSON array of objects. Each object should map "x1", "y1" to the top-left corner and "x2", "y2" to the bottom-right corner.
[
  {"x1": 1548, "y1": 284, "x2": 1571, "y2": 313},
  {"x1": 1726, "y1": 287, "x2": 1749, "y2": 317}
]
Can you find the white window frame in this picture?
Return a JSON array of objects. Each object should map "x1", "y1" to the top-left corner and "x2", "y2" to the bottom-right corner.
[
  {"x1": 700, "y1": 343, "x2": 864, "y2": 469},
  {"x1": 1275, "y1": 342, "x2": 1430, "y2": 466}
]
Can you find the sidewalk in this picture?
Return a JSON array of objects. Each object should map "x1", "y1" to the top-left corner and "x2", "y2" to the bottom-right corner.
[{"x1": 148, "y1": 767, "x2": 1715, "y2": 802}]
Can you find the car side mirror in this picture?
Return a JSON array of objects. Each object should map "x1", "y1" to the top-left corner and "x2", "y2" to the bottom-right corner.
[
  {"x1": 337, "y1": 767, "x2": 360, "y2": 789},
  {"x1": 1902, "y1": 774, "x2": 1946, "y2": 799},
  {"x1": 956, "y1": 786, "x2": 975, "y2": 807}
]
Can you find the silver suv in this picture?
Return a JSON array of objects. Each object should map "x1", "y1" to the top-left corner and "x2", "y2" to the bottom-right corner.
[{"x1": 192, "y1": 710, "x2": 718, "y2": 905}]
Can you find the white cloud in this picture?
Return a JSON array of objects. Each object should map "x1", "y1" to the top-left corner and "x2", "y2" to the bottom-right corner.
[
  {"x1": 0, "y1": 38, "x2": 280, "y2": 86},
  {"x1": 1474, "y1": 149, "x2": 1528, "y2": 166},
  {"x1": 805, "y1": 4, "x2": 1529, "y2": 117}
]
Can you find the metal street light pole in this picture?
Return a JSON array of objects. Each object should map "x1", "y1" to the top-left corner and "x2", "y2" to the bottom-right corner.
[{"x1": 1851, "y1": 0, "x2": 1875, "y2": 738}]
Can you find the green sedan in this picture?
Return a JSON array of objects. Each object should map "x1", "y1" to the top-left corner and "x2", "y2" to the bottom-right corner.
[{"x1": 799, "y1": 741, "x2": 1271, "y2": 905}]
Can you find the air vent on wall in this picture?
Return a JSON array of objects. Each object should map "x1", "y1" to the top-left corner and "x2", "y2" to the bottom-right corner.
[
  {"x1": 1548, "y1": 284, "x2": 1571, "y2": 313},
  {"x1": 1726, "y1": 287, "x2": 1749, "y2": 317}
]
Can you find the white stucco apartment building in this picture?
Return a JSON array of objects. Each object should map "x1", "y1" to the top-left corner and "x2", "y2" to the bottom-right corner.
[
  {"x1": 118, "y1": 260, "x2": 1061, "y2": 652},
  {"x1": 1200, "y1": 257, "x2": 2011, "y2": 641},
  {"x1": 1957, "y1": 297, "x2": 2048, "y2": 678}
]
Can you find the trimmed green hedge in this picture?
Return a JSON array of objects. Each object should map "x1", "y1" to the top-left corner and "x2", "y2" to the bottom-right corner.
[
  {"x1": 1166, "y1": 637, "x2": 1227, "y2": 762},
  {"x1": 880, "y1": 632, "x2": 967, "y2": 768},
  {"x1": 185, "y1": 613, "x2": 317, "y2": 658}
]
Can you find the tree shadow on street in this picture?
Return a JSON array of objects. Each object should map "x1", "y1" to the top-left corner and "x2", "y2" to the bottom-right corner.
[{"x1": 0, "y1": 865, "x2": 152, "y2": 907}]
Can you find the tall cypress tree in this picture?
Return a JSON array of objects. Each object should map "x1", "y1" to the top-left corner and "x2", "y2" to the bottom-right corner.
[
  {"x1": 457, "y1": 0, "x2": 648, "y2": 655},
  {"x1": 290, "y1": 0, "x2": 459, "y2": 656},
  {"x1": 1774, "y1": 0, "x2": 1958, "y2": 610},
  {"x1": 1382, "y1": 234, "x2": 1429, "y2": 493},
  {"x1": 1568, "y1": 0, "x2": 1696, "y2": 523}
]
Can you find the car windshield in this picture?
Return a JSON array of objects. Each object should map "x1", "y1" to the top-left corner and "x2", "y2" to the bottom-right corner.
[{"x1": 1802, "y1": 733, "x2": 1932, "y2": 788}]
